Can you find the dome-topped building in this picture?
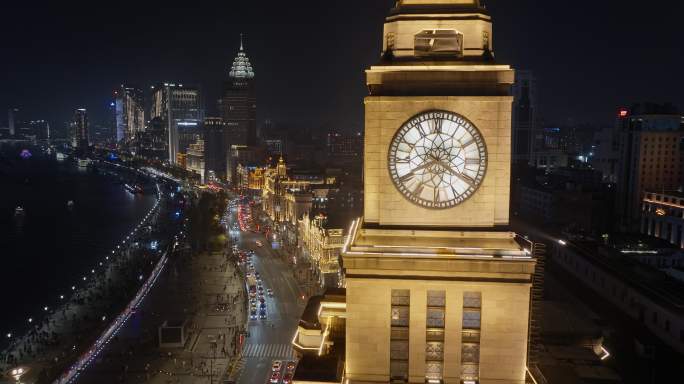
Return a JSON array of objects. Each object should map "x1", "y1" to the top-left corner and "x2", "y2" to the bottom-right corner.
[{"x1": 229, "y1": 36, "x2": 255, "y2": 79}]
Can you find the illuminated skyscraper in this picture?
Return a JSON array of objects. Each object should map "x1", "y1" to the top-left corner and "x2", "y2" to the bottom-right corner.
[
  {"x1": 114, "y1": 85, "x2": 145, "y2": 144},
  {"x1": 70, "y1": 108, "x2": 89, "y2": 152},
  {"x1": 8, "y1": 108, "x2": 18, "y2": 136},
  {"x1": 219, "y1": 35, "x2": 257, "y2": 150},
  {"x1": 150, "y1": 83, "x2": 202, "y2": 164}
]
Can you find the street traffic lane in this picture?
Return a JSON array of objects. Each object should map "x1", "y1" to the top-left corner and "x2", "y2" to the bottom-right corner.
[{"x1": 233, "y1": 218, "x2": 304, "y2": 383}]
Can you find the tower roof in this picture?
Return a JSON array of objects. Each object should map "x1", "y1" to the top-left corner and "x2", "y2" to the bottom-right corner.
[
  {"x1": 391, "y1": 0, "x2": 487, "y2": 15},
  {"x1": 229, "y1": 34, "x2": 255, "y2": 79}
]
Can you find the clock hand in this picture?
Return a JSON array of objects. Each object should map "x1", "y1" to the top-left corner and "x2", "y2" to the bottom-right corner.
[
  {"x1": 436, "y1": 159, "x2": 457, "y2": 174},
  {"x1": 411, "y1": 159, "x2": 436, "y2": 174},
  {"x1": 437, "y1": 160, "x2": 476, "y2": 186}
]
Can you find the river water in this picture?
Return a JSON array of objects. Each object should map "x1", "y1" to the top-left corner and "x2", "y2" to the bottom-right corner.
[{"x1": 0, "y1": 149, "x2": 156, "y2": 341}]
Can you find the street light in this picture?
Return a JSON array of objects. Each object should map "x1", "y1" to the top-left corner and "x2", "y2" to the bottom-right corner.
[{"x1": 10, "y1": 367, "x2": 27, "y2": 383}]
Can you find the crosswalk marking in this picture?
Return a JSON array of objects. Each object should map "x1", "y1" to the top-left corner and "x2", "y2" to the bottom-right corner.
[{"x1": 241, "y1": 343, "x2": 295, "y2": 359}]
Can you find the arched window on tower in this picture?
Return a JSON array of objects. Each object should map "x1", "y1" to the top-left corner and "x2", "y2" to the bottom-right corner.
[{"x1": 414, "y1": 29, "x2": 464, "y2": 57}]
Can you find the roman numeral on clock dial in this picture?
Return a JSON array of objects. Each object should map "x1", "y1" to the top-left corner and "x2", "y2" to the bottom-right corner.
[{"x1": 388, "y1": 111, "x2": 487, "y2": 210}]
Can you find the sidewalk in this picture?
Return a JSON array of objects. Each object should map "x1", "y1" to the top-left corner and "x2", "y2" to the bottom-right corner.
[{"x1": 73, "y1": 240, "x2": 246, "y2": 384}]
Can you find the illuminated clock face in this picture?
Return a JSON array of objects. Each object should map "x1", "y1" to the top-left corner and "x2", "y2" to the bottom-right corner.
[{"x1": 388, "y1": 111, "x2": 487, "y2": 209}]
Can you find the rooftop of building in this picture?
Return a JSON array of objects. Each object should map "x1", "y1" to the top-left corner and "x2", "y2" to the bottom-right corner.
[
  {"x1": 292, "y1": 354, "x2": 342, "y2": 383},
  {"x1": 299, "y1": 295, "x2": 323, "y2": 330},
  {"x1": 536, "y1": 359, "x2": 622, "y2": 384},
  {"x1": 349, "y1": 222, "x2": 529, "y2": 257},
  {"x1": 390, "y1": 0, "x2": 488, "y2": 16},
  {"x1": 539, "y1": 301, "x2": 603, "y2": 346},
  {"x1": 293, "y1": 288, "x2": 347, "y2": 383},
  {"x1": 644, "y1": 190, "x2": 684, "y2": 201},
  {"x1": 563, "y1": 235, "x2": 684, "y2": 314},
  {"x1": 309, "y1": 209, "x2": 357, "y2": 231},
  {"x1": 299, "y1": 288, "x2": 346, "y2": 330}
]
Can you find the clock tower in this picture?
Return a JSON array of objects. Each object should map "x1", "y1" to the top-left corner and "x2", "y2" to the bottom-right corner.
[{"x1": 342, "y1": 1, "x2": 537, "y2": 383}]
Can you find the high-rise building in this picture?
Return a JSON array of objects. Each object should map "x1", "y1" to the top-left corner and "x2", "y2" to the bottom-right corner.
[
  {"x1": 291, "y1": 2, "x2": 538, "y2": 384},
  {"x1": 203, "y1": 117, "x2": 227, "y2": 180},
  {"x1": 108, "y1": 100, "x2": 117, "y2": 144},
  {"x1": 114, "y1": 85, "x2": 145, "y2": 144},
  {"x1": 8, "y1": 108, "x2": 18, "y2": 136},
  {"x1": 186, "y1": 138, "x2": 206, "y2": 183},
  {"x1": 219, "y1": 36, "x2": 257, "y2": 149},
  {"x1": 150, "y1": 83, "x2": 202, "y2": 164},
  {"x1": 137, "y1": 116, "x2": 169, "y2": 160},
  {"x1": 70, "y1": 108, "x2": 89, "y2": 152},
  {"x1": 615, "y1": 103, "x2": 684, "y2": 231},
  {"x1": 592, "y1": 115, "x2": 622, "y2": 183},
  {"x1": 512, "y1": 70, "x2": 537, "y2": 166},
  {"x1": 26, "y1": 120, "x2": 50, "y2": 142}
]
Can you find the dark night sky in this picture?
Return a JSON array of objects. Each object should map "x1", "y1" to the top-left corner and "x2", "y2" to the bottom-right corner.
[{"x1": 1, "y1": 1, "x2": 683, "y2": 132}]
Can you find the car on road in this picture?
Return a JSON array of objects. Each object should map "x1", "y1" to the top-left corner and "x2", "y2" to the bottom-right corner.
[
  {"x1": 271, "y1": 361, "x2": 282, "y2": 372},
  {"x1": 269, "y1": 372, "x2": 280, "y2": 383},
  {"x1": 259, "y1": 297, "x2": 265, "y2": 304},
  {"x1": 260, "y1": 302, "x2": 266, "y2": 309},
  {"x1": 267, "y1": 288, "x2": 273, "y2": 297},
  {"x1": 256, "y1": 240, "x2": 263, "y2": 247},
  {"x1": 285, "y1": 361, "x2": 296, "y2": 373},
  {"x1": 282, "y1": 373, "x2": 293, "y2": 384},
  {"x1": 259, "y1": 309, "x2": 267, "y2": 319},
  {"x1": 250, "y1": 310, "x2": 257, "y2": 320}
]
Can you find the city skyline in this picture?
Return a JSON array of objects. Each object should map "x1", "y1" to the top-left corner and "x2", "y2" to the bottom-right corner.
[
  {"x1": 1, "y1": 2, "x2": 684, "y2": 383},
  {"x1": 2, "y1": 1, "x2": 684, "y2": 130}
]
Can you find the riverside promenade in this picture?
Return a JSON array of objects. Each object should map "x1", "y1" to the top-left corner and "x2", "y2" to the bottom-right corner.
[
  {"x1": 73, "y1": 235, "x2": 246, "y2": 384},
  {"x1": 0, "y1": 186, "x2": 167, "y2": 384}
]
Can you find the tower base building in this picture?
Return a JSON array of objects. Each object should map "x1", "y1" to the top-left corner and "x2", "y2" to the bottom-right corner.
[{"x1": 291, "y1": 1, "x2": 537, "y2": 383}]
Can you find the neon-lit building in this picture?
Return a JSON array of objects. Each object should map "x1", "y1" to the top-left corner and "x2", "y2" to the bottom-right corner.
[
  {"x1": 615, "y1": 103, "x2": 684, "y2": 231},
  {"x1": 114, "y1": 85, "x2": 145, "y2": 144},
  {"x1": 150, "y1": 83, "x2": 202, "y2": 164},
  {"x1": 642, "y1": 191, "x2": 684, "y2": 249},
  {"x1": 70, "y1": 108, "x2": 89, "y2": 152}
]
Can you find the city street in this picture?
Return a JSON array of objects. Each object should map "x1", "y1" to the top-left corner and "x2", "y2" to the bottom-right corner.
[{"x1": 228, "y1": 202, "x2": 305, "y2": 384}]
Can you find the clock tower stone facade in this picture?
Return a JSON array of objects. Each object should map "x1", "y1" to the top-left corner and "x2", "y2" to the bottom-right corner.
[{"x1": 342, "y1": 1, "x2": 537, "y2": 383}]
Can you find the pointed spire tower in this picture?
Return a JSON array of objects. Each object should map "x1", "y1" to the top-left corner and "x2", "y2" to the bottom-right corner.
[
  {"x1": 220, "y1": 33, "x2": 258, "y2": 174},
  {"x1": 229, "y1": 34, "x2": 255, "y2": 79}
]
